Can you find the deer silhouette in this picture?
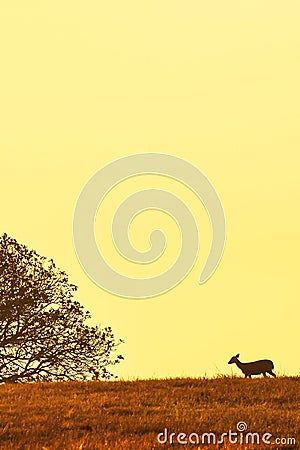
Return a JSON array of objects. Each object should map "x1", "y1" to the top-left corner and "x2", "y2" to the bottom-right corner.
[{"x1": 228, "y1": 353, "x2": 276, "y2": 378}]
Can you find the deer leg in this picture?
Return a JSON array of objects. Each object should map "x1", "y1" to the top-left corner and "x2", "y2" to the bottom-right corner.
[
  {"x1": 268, "y1": 371, "x2": 276, "y2": 377},
  {"x1": 263, "y1": 372, "x2": 267, "y2": 377}
]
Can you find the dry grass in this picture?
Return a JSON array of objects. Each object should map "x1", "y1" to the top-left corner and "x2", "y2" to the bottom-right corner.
[{"x1": 0, "y1": 376, "x2": 299, "y2": 449}]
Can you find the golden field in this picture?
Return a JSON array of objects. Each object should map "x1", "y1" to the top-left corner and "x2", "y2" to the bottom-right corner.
[{"x1": 0, "y1": 377, "x2": 299, "y2": 450}]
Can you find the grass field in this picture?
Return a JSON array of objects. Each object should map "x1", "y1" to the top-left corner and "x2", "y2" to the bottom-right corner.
[{"x1": 0, "y1": 377, "x2": 299, "y2": 449}]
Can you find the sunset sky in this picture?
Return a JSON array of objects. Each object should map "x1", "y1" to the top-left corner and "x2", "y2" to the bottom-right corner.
[{"x1": 1, "y1": 1, "x2": 299, "y2": 378}]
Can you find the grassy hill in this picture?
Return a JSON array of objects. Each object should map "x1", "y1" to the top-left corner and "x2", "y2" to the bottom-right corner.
[{"x1": 0, "y1": 377, "x2": 299, "y2": 449}]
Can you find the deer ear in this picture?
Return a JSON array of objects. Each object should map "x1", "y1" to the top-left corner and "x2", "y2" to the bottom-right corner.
[{"x1": 236, "y1": 353, "x2": 240, "y2": 358}]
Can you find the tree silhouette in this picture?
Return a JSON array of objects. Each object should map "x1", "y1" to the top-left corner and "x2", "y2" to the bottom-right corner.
[{"x1": 0, "y1": 234, "x2": 124, "y2": 383}]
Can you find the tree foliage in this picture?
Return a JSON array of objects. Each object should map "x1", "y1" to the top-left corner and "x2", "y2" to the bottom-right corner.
[{"x1": 0, "y1": 234, "x2": 124, "y2": 383}]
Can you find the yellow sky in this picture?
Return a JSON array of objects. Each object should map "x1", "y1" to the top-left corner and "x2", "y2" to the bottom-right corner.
[{"x1": 0, "y1": 1, "x2": 299, "y2": 378}]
